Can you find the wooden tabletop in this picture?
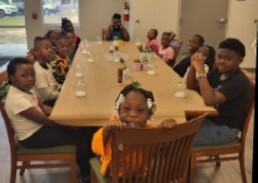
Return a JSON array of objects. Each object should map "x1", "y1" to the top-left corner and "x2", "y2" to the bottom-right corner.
[{"x1": 49, "y1": 41, "x2": 217, "y2": 126}]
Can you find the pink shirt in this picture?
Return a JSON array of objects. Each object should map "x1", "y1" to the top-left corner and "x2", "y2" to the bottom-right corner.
[
  {"x1": 147, "y1": 39, "x2": 160, "y2": 55},
  {"x1": 158, "y1": 46, "x2": 175, "y2": 63}
]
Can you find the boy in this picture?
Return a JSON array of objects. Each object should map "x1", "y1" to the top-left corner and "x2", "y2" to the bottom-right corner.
[
  {"x1": 33, "y1": 36, "x2": 61, "y2": 106},
  {"x1": 51, "y1": 36, "x2": 70, "y2": 84},
  {"x1": 186, "y1": 38, "x2": 250, "y2": 145}
]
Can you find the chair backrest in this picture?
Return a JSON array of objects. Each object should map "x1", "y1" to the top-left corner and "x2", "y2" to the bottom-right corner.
[
  {"x1": 0, "y1": 103, "x2": 17, "y2": 161},
  {"x1": 110, "y1": 114, "x2": 206, "y2": 183},
  {"x1": 102, "y1": 28, "x2": 107, "y2": 41},
  {"x1": 240, "y1": 70, "x2": 255, "y2": 146}
]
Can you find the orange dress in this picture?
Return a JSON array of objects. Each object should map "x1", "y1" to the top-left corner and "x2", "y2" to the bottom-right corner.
[{"x1": 91, "y1": 117, "x2": 152, "y2": 176}]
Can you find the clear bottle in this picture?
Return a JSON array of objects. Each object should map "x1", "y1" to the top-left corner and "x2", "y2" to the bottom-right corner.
[{"x1": 117, "y1": 67, "x2": 123, "y2": 83}]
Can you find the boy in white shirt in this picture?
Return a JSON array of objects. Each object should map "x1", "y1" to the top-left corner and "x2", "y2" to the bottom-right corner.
[{"x1": 33, "y1": 36, "x2": 61, "y2": 106}]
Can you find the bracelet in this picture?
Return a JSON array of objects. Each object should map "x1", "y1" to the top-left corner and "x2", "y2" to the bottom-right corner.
[{"x1": 196, "y1": 72, "x2": 207, "y2": 79}]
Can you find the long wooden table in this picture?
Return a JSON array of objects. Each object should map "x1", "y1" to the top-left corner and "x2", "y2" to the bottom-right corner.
[{"x1": 49, "y1": 41, "x2": 217, "y2": 126}]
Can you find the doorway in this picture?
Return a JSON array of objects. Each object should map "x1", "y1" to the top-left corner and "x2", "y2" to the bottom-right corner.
[{"x1": 179, "y1": 0, "x2": 229, "y2": 54}]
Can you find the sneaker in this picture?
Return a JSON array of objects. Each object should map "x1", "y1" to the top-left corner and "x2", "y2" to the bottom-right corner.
[{"x1": 78, "y1": 176, "x2": 90, "y2": 183}]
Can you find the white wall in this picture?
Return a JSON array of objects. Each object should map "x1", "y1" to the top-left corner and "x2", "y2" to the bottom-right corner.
[
  {"x1": 129, "y1": 0, "x2": 180, "y2": 43},
  {"x1": 226, "y1": 0, "x2": 257, "y2": 68}
]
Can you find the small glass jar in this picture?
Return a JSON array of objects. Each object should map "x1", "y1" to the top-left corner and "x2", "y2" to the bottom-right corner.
[{"x1": 74, "y1": 80, "x2": 86, "y2": 97}]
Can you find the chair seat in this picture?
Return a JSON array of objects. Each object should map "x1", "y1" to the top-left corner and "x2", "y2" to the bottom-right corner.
[
  {"x1": 15, "y1": 139, "x2": 77, "y2": 155},
  {"x1": 192, "y1": 138, "x2": 241, "y2": 152},
  {"x1": 90, "y1": 157, "x2": 112, "y2": 183}
]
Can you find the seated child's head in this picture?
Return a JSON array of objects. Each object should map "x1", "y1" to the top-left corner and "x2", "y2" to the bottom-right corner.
[
  {"x1": 61, "y1": 17, "x2": 74, "y2": 33},
  {"x1": 196, "y1": 45, "x2": 216, "y2": 71},
  {"x1": 55, "y1": 36, "x2": 71, "y2": 59},
  {"x1": 7, "y1": 58, "x2": 35, "y2": 92},
  {"x1": 216, "y1": 38, "x2": 245, "y2": 74},
  {"x1": 115, "y1": 83, "x2": 156, "y2": 128},
  {"x1": 45, "y1": 30, "x2": 60, "y2": 47},
  {"x1": 187, "y1": 34, "x2": 205, "y2": 54},
  {"x1": 111, "y1": 13, "x2": 122, "y2": 30},
  {"x1": 33, "y1": 36, "x2": 54, "y2": 63},
  {"x1": 147, "y1": 29, "x2": 158, "y2": 41},
  {"x1": 161, "y1": 32, "x2": 174, "y2": 48},
  {"x1": 64, "y1": 31, "x2": 74, "y2": 46}
]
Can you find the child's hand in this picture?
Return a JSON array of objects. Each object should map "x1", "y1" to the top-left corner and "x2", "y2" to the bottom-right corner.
[
  {"x1": 191, "y1": 53, "x2": 206, "y2": 73},
  {"x1": 104, "y1": 120, "x2": 127, "y2": 133},
  {"x1": 159, "y1": 119, "x2": 176, "y2": 129}
]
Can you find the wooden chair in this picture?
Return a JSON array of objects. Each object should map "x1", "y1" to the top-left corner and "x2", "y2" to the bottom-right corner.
[
  {"x1": 189, "y1": 70, "x2": 255, "y2": 183},
  {"x1": 0, "y1": 104, "x2": 78, "y2": 183},
  {"x1": 90, "y1": 115, "x2": 206, "y2": 183},
  {"x1": 102, "y1": 28, "x2": 107, "y2": 41}
]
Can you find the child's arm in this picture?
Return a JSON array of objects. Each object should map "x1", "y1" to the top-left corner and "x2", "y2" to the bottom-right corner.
[
  {"x1": 37, "y1": 86, "x2": 60, "y2": 101},
  {"x1": 120, "y1": 25, "x2": 130, "y2": 41},
  {"x1": 189, "y1": 53, "x2": 226, "y2": 106},
  {"x1": 157, "y1": 119, "x2": 176, "y2": 129},
  {"x1": 103, "y1": 120, "x2": 126, "y2": 145},
  {"x1": 38, "y1": 102, "x2": 52, "y2": 116},
  {"x1": 20, "y1": 107, "x2": 57, "y2": 126},
  {"x1": 104, "y1": 25, "x2": 112, "y2": 41}
]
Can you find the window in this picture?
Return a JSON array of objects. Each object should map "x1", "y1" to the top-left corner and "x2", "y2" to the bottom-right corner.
[
  {"x1": 0, "y1": 0, "x2": 26, "y2": 57},
  {"x1": 41, "y1": 0, "x2": 80, "y2": 26}
]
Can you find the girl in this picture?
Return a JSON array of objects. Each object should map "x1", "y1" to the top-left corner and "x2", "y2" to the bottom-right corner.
[
  {"x1": 4, "y1": 58, "x2": 94, "y2": 183},
  {"x1": 184, "y1": 45, "x2": 216, "y2": 78},
  {"x1": 158, "y1": 32, "x2": 175, "y2": 66},
  {"x1": 64, "y1": 31, "x2": 78, "y2": 64},
  {"x1": 146, "y1": 28, "x2": 160, "y2": 55},
  {"x1": 92, "y1": 83, "x2": 176, "y2": 176},
  {"x1": 51, "y1": 36, "x2": 70, "y2": 84},
  {"x1": 45, "y1": 30, "x2": 61, "y2": 52},
  {"x1": 104, "y1": 13, "x2": 130, "y2": 41}
]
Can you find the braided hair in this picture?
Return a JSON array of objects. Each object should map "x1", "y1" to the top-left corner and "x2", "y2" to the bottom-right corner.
[{"x1": 114, "y1": 83, "x2": 156, "y2": 117}]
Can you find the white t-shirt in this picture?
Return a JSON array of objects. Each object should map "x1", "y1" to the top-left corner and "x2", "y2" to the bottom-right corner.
[
  {"x1": 184, "y1": 64, "x2": 209, "y2": 79},
  {"x1": 33, "y1": 61, "x2": 60, "y2": 101},
  {"x1": 4, "y1": 86, "x2": 43, "y2": 140}
]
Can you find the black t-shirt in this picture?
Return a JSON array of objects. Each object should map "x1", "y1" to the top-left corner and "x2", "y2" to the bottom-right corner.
[
  {"x1": 206, "y1": 68, "x2": 250, "y2": 130},
  {"x1": 173, "y1": 55, "x2": 191, "y2": 77}
]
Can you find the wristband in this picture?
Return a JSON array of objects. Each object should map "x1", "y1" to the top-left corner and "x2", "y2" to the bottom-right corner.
[{"x1": 196, "y1": 72, "x2": 207, "y2": 79}]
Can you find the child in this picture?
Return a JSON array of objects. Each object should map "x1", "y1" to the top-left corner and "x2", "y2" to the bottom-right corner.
[
  {"x1": 174, "y1": 34, "x2": 204, "y2": 77},
  {"x1": 104, "y1": 13, "x2": 130, "y2": 41},
  {"x1": 45, "y1": 30, "x2": 61, "y2": 52},
  {"x1": 158, "y1": 32, "x2": 175, "y2": 66},
  {"x1": 61, "y1": 17, "x2": 81, "y2": 46},
  {"x1": 32, "y1": 36, "x2": 61, "y2": 107},
  {"x1": 146, "y1": 28, "x2": 160, "y2": 55},
  {"x1": 51, "y1": 36, "x2": 70, "y2": 84},
  {"x1": 64, "y1": 31, "x2": 79, "y2": 64},
  {"x1": 184, "y1": 45, "x2": 216, "y2": 78},
  {"x1": 4, "y1": 58, "x2": 94, "y2": 183},
  {"x1": 170, "y1": 32, "x2": 179, "y2": 49},
  {"x1": 92, "y1": 83, "x2": 176, "y2": 176},
  {"x1": 186, "y1": 38, "x2": 250, "y2": 145}
]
